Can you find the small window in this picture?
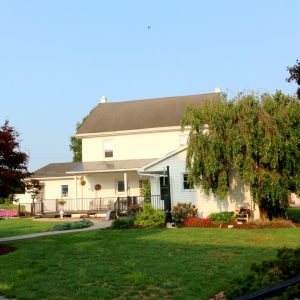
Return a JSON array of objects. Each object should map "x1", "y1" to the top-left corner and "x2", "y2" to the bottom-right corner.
[
  {"x1": 61, "y1": 185, "x2": 68, "y2": 197},
  {"x1": 104, "y1": 140, "x2": 113, "y2": 158},
  {"x1": 179, "y1": 134, "x2": 188, "y2": 146},
  {"x1": 117, "y1": 180, "x2": 125, "y2": 193},
  {"x1": 183, "y1": 174, "x2": 193, "y2": 190}
]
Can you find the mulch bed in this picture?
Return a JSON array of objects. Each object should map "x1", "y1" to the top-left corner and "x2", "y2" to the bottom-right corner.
[
  {"x1": 205, "y1": 222, "x2": 297, "y2": 229},
  {"x1": 0, "y1": 245, "x2": 17, "y2": 255}
]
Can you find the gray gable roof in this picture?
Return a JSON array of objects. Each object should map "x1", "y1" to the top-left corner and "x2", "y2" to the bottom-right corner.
[
  {"x1": 67, "y1": 158, "x2": 157, "y2": 173},
  {"x1": 33, "y1": 159, "x2": 158, "y2": 178},
  {"x1": 33, "y1": 162, "x2": 77, "y2": 178},
  {"x1": 77, "y1": 93, "x2": 219, "y2": 135}
]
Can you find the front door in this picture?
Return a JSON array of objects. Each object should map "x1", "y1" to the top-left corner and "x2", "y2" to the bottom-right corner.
[
  {"x1": 160, "y1": 176, "x2": 168, "y2": 208},
  {"x1": 159, "y1": 166, "x2": 171, "y2": 212}
]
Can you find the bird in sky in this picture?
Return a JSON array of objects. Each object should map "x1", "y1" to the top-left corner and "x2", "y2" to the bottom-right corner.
[{"x1": 147, "y1": 26, "x2": 151, "y2": 30}]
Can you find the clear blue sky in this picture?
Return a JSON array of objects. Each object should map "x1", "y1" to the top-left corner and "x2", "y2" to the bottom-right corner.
[{"x1": 0, "y1": 0, "x2": 299, "y2": 171}]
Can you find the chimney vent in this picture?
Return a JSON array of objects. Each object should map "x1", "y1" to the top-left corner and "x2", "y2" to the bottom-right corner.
[{"x1": 100, "y1": 96, "x2": 107, "y2": 103}]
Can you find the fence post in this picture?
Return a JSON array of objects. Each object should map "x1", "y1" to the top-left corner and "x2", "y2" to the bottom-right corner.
[{"x1": 31, "y1": 202, "x2": 35, "y2": 216}]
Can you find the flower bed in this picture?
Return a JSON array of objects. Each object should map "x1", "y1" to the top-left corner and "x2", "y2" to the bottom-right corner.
[
  {"x1": 184, "y1": 217, "x2": 212, "y2": 227},
  {"x1": 0, "y1": 210, "x2": 19, "y2": 217}
]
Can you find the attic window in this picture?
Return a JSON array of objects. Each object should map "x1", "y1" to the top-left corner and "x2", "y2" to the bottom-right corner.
[{"x1": 104, "y1": 140, "x2": 113, "y2": 158}]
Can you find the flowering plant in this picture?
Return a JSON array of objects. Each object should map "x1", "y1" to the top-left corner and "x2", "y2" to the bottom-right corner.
[
  {"x1": 56, "y1": 199, "x2": 66, "y2": 206},
  {"x1": 0, "y1": 210, "x2": 19, "y2": 217},
  {"x1": 80, "y1": 177, "x2": 86, "y2": 186},
  {"x1": 171, "y1": 202, "x2": 198, "y2": 225},
  {"x1": 184, "y1": 217, "x2": 212, "y2": 227}
]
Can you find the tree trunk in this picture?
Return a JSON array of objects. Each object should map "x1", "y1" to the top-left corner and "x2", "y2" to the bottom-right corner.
[{"x1": 259, "y1": 206, "x2": 268, "y2": 221}]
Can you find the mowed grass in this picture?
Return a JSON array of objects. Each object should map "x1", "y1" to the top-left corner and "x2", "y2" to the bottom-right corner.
[
  {"x1": 1, "y1": 228, "x2": 300, "y2": 300},
  {"x1": 0, "y1": 218, "x2": 63, "y2": 237}
]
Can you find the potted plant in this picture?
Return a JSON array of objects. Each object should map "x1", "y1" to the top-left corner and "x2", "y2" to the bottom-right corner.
[{"x1": 56, "y1": 199, "x2": 66, "y2": 218}]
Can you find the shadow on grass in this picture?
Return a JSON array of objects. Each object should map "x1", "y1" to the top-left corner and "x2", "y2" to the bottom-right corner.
[{"x1": 1, "y1": 227, "x2": 300, "y2": 300}]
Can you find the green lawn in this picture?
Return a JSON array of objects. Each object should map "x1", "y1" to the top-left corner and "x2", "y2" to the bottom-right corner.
[
  {"x1": 0, "y1": 218, "x2": 63, "y2": 237},
  {"x1": 1, "y1": 228, "x2": 300, "y2": 299}
]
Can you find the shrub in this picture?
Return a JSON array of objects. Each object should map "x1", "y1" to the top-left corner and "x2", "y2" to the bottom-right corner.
[
  {"x1": 208, "y1": 211, "x2": 235, "y2": 223},
  {"x1": 0, "y1": 203, "x2": 25, "y2": 212},
  {"x1": 53, "y1": 219, "x2": 93, "y2": 231},
  {"x1": 171, "y1": 202, "x2": 198, "y2": 225},
  {"x1": 287, "y1": 208, "x2": 300, "y2": 223},
  {"x1": 112, "y1": 217, "x2": 136, "y2": 229},
  {"x1": 141, "y1": 181, "x2": 151, "y2": 203},
  {"x1": 226, "y1": 247, "x2": 300, "y2": 299},
  {"x1": 134, "y1": 203, "x2": 165, "y2": 227},
  {"x1": 184, "y1": 217, "x2": 212, "y2": 227}
]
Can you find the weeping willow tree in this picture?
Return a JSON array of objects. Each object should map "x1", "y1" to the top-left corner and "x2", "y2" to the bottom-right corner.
[{"x1": 181, "y1": 91, "x2": 300, "y2": 219}]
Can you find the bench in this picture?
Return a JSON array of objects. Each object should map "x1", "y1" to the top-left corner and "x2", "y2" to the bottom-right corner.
[{"x1": 235, "y1": 208, "x2": 251, "y2": 222}]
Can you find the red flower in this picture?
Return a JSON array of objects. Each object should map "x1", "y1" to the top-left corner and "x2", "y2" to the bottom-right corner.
[
  {"x1": 0, "y1": 210, "x2": 19, "y2": 217},
  {"x1": 184, "y1": 217, "x2": 212, "y2": 227}
]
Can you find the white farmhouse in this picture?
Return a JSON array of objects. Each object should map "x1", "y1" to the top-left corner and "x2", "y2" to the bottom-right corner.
[{"x1": 18, "y1": 92, "x2": 258, "y2": 218}]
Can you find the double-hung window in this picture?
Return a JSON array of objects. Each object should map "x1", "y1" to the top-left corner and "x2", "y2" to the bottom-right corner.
[
  {"x1": 104, "y1": 140, "x2": 113, "y2": 158},
  {"x1": 116, "y1": 180, "x2": 125, "y2": 193},
  {"x1": 183, "y1": 173, "x2": 194, "y2": 190},
  {"x1": 61, "y1": 185, "x2": 69, "y2": 197}
]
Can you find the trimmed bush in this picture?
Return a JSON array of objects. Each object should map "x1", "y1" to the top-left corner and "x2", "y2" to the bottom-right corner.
[
  {"x1": 226, "y1": 247, "x2": 300, "y2": 299},
  {"x1": 0, "y1": 204, "x2": 25, "y2": 212},
  {"x1": 287, "y1": 208, "x2": 300, "y2": 223},
  {"x1": 171, "y1": 202, "x2": 198, "y2": 225},
  {"x1": 112, "y1": 217, "x2": 135, "y2": 229},
  {"x1": 53, "y1": 219, "x2": 93, "y2": 231},
  {"x1": 184, "y1": 217, "x2": 212, "y2": 227},
  {"x1": 134, "y1": 203, "x2": 165, "y2": 227},
  {"x1": 208, "y1": 211, "x2": 235, "y2": 223}
]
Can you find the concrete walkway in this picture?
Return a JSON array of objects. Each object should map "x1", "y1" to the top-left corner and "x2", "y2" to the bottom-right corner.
[{"x1": 0, "y1": 219, "x2": 112, "y2": 243}]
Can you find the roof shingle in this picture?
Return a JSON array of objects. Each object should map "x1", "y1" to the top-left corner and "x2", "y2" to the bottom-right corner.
[{"x1": 77, "y1": 93, "x2": 219, "y2": 135}]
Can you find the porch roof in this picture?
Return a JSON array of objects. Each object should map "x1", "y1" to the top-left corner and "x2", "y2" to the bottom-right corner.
[
  {"x1": 66, "y1": 158, "x2": 157, "y2": 174},
  {"x1": 33, "y1": 162, "x2": 78, "y2": 178}
]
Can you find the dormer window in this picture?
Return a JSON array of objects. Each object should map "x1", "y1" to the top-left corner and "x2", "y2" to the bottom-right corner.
[{"x1": 104, "y1": 140, "x2": 113, "y2": 158}]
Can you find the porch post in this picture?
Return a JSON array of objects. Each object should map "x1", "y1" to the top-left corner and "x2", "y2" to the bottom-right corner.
[
  {"x1": 74, "y1": 175, "x2": 78, "y2": 211},
  {"x1": 124, "y1": 172, "x2": 128, "y2": 197}
]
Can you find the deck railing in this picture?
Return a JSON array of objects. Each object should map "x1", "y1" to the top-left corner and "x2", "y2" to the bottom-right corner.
[{"x1": 23, "y1": 195, "x2": 165, "y2": 215}]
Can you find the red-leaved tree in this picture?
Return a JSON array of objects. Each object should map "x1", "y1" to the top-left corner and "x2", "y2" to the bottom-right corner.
[{"x1": 0, "y1": 120, "x2": 30, "y2": 201}]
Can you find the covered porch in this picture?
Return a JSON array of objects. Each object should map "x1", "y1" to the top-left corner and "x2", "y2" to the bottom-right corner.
[
  {"x1": 28, "y1": 195, "x2": 164, "y2": 217},
  {"x1": 20, "y1": 159, "x2": 166, "y2": 216}
]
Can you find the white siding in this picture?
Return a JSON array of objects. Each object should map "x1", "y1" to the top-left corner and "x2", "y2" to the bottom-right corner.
[
  {"x1": 22, "y1": 172, "x2": 141, "y2": 201},
  {"x1": 145, "y1": 150, "x2": 197, "y2": 204},
  {"x1": 82, "y1": 128, "x2": 189, "y2": 162},
  {"x1": 144, "y1": 149, "x2": 258, "y2": 218},
  {"x1": 82, "y1": 172, "x2": 141, "y2": 198},
  {"x1": 44, "y1": 178, "x2": 75, "y2": 199}
]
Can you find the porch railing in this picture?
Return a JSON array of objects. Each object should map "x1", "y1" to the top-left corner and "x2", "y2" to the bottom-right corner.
[{"x1": 23, "y1": 195, "x2": 165, "y2": 215}]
